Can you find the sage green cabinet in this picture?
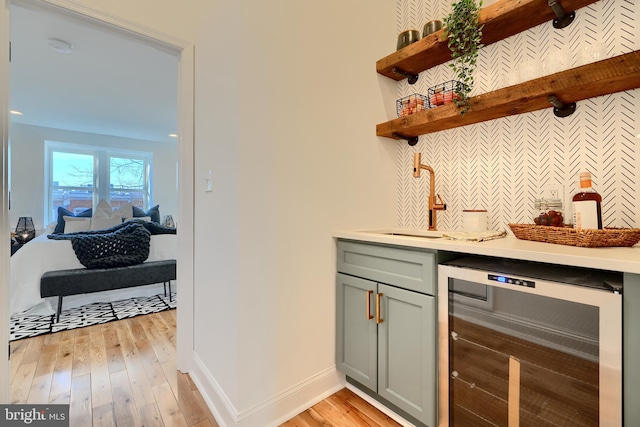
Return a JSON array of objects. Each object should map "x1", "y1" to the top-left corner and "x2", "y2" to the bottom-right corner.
[{"x1": 336, "y1": 240, "x2": 437, "y2": 426}]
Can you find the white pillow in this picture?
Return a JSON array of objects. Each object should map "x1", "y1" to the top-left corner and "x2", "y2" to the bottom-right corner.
[
  {"x1": 63, "y1": 216, "x2": 91, "y2": 233},
  {"x1": 93, "y1": 199, "x2": 114, "y2": 219},
  {"x1": 90, "y1": 216, "x2": 122, "y2": 231},
  {"x1": 126, "y1": 216, "x2": 151, "y2": 222},
  {"x1": 114, "y1": 202, "x2": 133, "y2": 220}
]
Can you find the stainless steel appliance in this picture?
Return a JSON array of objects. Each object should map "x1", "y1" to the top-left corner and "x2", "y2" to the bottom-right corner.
[{"x1": 438, "y1": 256, "x2": 622, "y2": 427}]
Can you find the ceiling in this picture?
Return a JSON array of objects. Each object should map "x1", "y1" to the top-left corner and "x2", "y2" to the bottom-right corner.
[{"x1": 9, "y1": 3, "x2": 178, "y2": 143}]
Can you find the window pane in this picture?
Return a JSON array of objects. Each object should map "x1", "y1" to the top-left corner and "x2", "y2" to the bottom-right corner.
[
  {"x1": 110, "y1": 157, "x2": 146, "y2": 208},
  {"x1": 52, "y1": 152, "x2": 94, "y2": 187},
  {"x1": 51, "y1": 189, "x2": 94, "y2": 217},
  {"x1": 46, "y1": 143, "x2": 153, "y2": 224},
  {"x1": 110, "y1": 157, "x2": 144, "y2": 190},
  {"x1": 110, "y1": 190, "x2": 144, "y2": 208}
]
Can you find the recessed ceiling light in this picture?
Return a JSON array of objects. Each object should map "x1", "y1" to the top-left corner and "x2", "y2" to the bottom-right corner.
[
  {"x1": 47, "y1": 38, "x2": 73, "y2": 54},
  {"x1": 10, "y1": 110, "x2": 23, "y2": 115},
  {"x1": 168, "y1": 133, "x2": 177, "y2": 138}
]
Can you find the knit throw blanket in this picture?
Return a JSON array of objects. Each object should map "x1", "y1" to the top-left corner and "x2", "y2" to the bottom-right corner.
[{"x1": 48, "y1": 219, "x2": 176, "y2": 269}]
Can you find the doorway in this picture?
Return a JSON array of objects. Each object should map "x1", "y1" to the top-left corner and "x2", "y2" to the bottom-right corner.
[{"x1": 0, "y1": 0, "x2": 195, "y2": 402}]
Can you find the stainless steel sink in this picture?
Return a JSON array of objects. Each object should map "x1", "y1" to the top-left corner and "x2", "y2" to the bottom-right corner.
[{"x1": 362, "y1": 228, "x2": 444, "y2": 238}]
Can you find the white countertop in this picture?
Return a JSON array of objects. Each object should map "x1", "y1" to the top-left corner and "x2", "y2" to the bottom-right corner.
[{"x1": 333, "y1": 228, "x2": 640, "y2": 275}]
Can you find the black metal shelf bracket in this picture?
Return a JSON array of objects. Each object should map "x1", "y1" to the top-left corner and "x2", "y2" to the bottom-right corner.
[
  {"x1": 392, "y1": 132, "x2": 419, "y2": 146},
  {"x1": 548, "y1": 0, "x2": 575, "y2": 29},
  {"x1": 548, "y1": 94, "x2": 576, "y2": 118},
  {"x1": 392, "y1": 67, "x2": 419, "y2": 85}
]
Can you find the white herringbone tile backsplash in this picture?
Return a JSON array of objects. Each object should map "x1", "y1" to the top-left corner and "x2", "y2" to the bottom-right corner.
[{"x1": 396, "y1": 0, "x2": 640, "y2": 231}]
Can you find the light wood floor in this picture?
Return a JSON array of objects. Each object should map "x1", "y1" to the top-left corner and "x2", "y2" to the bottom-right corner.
[
  {"x1": 280, "y1": 388, "x2": 402, "y2": 427},
  {"x1": 10, "y1": 309, "x2": 219, "y2": 427},
  {"x1": 10, "y1": 310, "x2": 398, "y2": 427}
]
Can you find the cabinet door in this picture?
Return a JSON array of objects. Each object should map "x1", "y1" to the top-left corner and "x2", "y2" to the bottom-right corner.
[
  {"x1": 378, "y1": 283, "x2": 436, "y2": 426},
  {"x1": 336, "y1": 273, "x2": 377, "y2": 391}
]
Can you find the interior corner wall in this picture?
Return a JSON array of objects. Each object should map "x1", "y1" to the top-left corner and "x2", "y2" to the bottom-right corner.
[
  {"x1": 396, "y1": 0, "x2": 640, "y2": 231},
  {"x1": 192, "y1": 0, "x2": 397, "y2": 425},
  {"x1": 8, "y1": 123, "x2": 178, "y2": 230}
]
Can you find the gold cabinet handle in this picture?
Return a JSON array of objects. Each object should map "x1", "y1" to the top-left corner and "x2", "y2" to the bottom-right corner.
[
  {"x1": 376, "y1": 293, "x2": 383, "y2": 324},
  {"x1": 366, "y1": 290, "x2": 374, "y2": 320}
]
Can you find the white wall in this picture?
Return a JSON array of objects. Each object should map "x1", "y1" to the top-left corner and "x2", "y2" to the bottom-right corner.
[
  {"x1": 193, "y1": 1, "x2": 397, "y2": 425},
  {"x1": 9, "y1": 123, "x2": 177, "y2": 230},
  {"x1": 6, "y1": 1, "x2": 398, "y2": 426}
]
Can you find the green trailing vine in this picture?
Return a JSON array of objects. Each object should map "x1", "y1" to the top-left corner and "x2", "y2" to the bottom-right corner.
[{"x1": 444, "y1": 0, "x2": 483, "y2": 115}]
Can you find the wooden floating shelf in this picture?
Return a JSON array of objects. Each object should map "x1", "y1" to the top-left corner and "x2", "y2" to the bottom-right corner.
[
  {"x1": 377, "y1": 0, "x2": 599, "y2": 81},
  {"x1": 376, "y1": 50, "x2": 640, "y2": 140}
]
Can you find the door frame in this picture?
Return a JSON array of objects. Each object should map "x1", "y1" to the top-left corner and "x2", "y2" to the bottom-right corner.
[
  {"x1": 1, "y1": 0, "x2": 10, "y2": 405},
  {"x1": 0, "y1": 0, "x2": 195, "y2": 402}
]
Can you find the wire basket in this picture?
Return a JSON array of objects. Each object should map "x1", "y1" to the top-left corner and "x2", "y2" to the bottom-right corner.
[
  {"x1": 427, "y1": 80, "x2": 468, "y2": 108},
  {"x1": 396, "y1": 94, "x2": 428, "y2": 117},
  {"x1": 509, "y1": 224, "x2": 640, "y2": 248}
]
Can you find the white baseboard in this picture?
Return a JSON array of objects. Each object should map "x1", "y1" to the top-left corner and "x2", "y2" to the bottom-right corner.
[{"x1": 189, "y1": 353, "x2": 344, "y2": 427}]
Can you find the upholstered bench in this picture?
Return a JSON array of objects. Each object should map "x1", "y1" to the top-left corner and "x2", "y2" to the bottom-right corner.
[{"x1": 41, "y1": 259, "x2": 176, "y2": 322}]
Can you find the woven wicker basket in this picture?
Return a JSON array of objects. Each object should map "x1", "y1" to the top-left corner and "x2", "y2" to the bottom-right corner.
[{"x1": 508, "y1": 224, "x2": 640, "y2": 248}]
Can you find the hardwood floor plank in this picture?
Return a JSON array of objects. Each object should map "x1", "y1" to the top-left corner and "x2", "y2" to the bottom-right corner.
[
  {"x1": 139, "y1": 313, "x2": 174, "y2": 364},
  {"x1": 330, "y1": 389, "x2": 401, "y2": 427},
  {"x1": 111, "y1": 369, "x2": 142, "y2": 427},
  {"x1": 190, "y1": 383, "x2": 221, "y2": 427},
  {"x1": 21, "y1": 334, "x2": 46, "y2": 364},
  {"x1": 137, "y1": 338, "x2": 168, "y2": 387},
  {"x1": 49, "y1": 331, "x2": 74, "y2": 404},
  {"x1": 191, "y1": 420, "x2": 217, "y2": 427},
  {"x1": 174, "y1": 368, "x2": 208, "y2": 426},
  {"x1": 26, "y1": 372, "x2": 54, "y2": 404},
  {"x1": 27, "y1": 342, "x2": 58, "y2": 404},
  {"x1": 280, "y1": 388, "x2": 406, "y2": 427},
  {"x1": 150, "y1": 311, "x2": 171, "y2": 334},
  {"x1": 10, "y1": 361, "x2": 37, "y2": 404},
  {"x1": 93, "y1": 402, "x2": 117, "y2": 427},
  {"x1": 281, "y1": 409, "x2": 328, "y2": 426},
  {"x1": 161, "y1": 359, "x2": 179, "y2": 397},
  {"x1": 72, "y1": 334, "x2": 91, "y2": 377},
  {"x1": 69, "y1": 373, "x2": 93, "y2": 427},
  {"x1": 104, "y1": 326, "x2": 127, "y2": 374},
  {"x1": 9, "y1": 339, "x2": 27, "y2": 381},
  {"x1": 311, "y1": 398, "x2": 375, "y2": 427},
  {"x1": 138, "y1": 402, "x2": 165, "y2": 427},
  {"x1": 128, "y1": 317, "x2": 167, "y2": 387},
  {"x1": 44, "y1": 331, "x2": 62, "y2": 345},
  {"x1": 152, "y1": 382, "x2": 189, "y2": 427},
  {"x1": 116, "y1": 320, "x2": 157, "y2": 408},
  {"x1": 90, "y1": 327, "x2": 114, "y2": 408},
  {"x1": 127, "y1": 315, "x2": 149, "y2": 342}
]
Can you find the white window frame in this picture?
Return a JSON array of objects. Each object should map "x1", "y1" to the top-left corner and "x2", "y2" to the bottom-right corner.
[{"x1": 45, "y1": 140, "x2": 153, "y2": 223}]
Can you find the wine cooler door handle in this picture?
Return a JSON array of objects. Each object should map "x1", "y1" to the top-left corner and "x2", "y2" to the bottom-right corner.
[{"x1": 366, "y1": 290, "x2": 374, "y2": 320}]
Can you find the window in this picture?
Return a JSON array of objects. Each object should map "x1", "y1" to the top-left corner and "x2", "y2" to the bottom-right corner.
[{"x1": 46, "y1": 142, "x2": 153, "y2": 222}]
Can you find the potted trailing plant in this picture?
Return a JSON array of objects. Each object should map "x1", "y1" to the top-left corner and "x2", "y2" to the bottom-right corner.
[{"x1": 444, "y1": 0, "x2": 483, "y2": 115}]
